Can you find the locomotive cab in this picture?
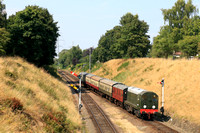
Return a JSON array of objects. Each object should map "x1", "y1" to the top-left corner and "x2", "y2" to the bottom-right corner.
[{"x1": 140, "y1": 92, "x2": 158, "y2": 119}]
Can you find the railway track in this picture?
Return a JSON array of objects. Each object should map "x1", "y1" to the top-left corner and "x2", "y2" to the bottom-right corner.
[
  {"x1": 58, "y1": 70, "x2": 179, "y2": 133},
  {"x1": 58, "y1": 70, "x2": 118, "y2": 133}
]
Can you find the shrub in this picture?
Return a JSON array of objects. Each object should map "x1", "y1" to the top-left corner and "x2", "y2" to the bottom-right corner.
[
  {"x1": 11, "y1": 98, "x2": 23, "y2": 112},
  {"x1": 42, "y1": 112, "x2": 77, "y2": 133}
]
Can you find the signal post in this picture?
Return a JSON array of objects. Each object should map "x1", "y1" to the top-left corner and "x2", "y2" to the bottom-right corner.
[
  {"x1": 160, "y1": 78, "x2": 164, "y2": 116},
  {"x1": 78, "y1": 74, "x2": 83, "y2": 114},
  {"x1": 70, "y1": 71, "x2": 83, "y2": 114}
]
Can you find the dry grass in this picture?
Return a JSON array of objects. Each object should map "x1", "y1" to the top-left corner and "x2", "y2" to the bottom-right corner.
[
  {"x1": 0, "y1": 57, "x2": 81, "y2": 132},
  {"x1": 91, "y1": 58, "x2": 200, "y2": 126}
]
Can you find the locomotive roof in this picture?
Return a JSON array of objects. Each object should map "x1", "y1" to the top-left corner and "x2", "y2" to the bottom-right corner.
[
  {"x1": 127, "y1": 86, "x2": 147, "y2": 95},
  {"x1": 85, "y1": 73, "x2": 95, "y2": 78},
  {"x1": 91, "y1": 75, "x2": 104, "y2": 81},
  {"x1": 100, "y1": 78, "x2": 121, "y2": 86},
  {"x1": 113, "y1": 84, "x2": 128, "y2": 90}
]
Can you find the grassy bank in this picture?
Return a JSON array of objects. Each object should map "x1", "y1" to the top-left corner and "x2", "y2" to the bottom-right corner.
[
  {"x1": 0, "y1": 57, "x2": 81, "y2": 132},
  {"x1": 75, "y1": 58, "x2": 200, "y2": 131}
]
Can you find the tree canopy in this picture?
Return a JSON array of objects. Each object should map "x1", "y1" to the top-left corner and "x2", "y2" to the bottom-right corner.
[
  {"x1": 58, "y1": 45, "x2": 82, "y2": 68},
  {"x1": 151, "y1": 0, "x2": 200, "y2": 58},
  {"x1": 0, "y1": 28, "x2": 10, "y2": 55},
  {"x1": 0, "y1": 0, "x2": 6, "y2": 28},
  {"x1": 93, "y1": 13, "x2": 150, "y2": 62},
  {"x1": 6, "y1": 5, "x2": 59, "y2": 66}
]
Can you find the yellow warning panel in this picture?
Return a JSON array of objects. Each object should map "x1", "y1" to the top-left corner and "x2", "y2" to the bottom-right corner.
[{"x1": 70, "y1": 84, "x2": 78, "y2": 90}]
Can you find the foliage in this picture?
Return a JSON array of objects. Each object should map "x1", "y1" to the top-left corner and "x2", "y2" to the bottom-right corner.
[
  {"x1": 178, "y1": 36, "x2": 200, "y2": 57},
  {"x1": 6, "y1": 5, "x2": 59, "y2": 67},
  {"x1": 42, "y1": 112, "x2": 77, "y2": 133},
  {"x1": 0, "y1": 0, "x2": 6, "y2": 28},
  {"x1": 151, "y1": 0, "x2": 200, "y2": 58},
  {"x1": 162, "y1": 0, "x2": 197, "y2": 29},
  {"x1": 93, "y1": 13, "x2": 150, "y2": 62},
  {"x1": 58, "y1": 45, "x2": 82, "y2": 68},
  {"x1": 0, "y1": 28, "x2": 10, "y2": 55},
  {"x1": 1, "y1": 98, "x2": 23, "y2": 112}
]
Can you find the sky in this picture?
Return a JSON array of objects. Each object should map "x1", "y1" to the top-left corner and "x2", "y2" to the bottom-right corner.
[{"x1": 3, "y1": 0, "x2": 200, "y2": 54}]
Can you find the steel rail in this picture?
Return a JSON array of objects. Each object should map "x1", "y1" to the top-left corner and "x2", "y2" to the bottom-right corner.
[{"x1": 58, "y1": 70, "x2": 118, "y2": 133}]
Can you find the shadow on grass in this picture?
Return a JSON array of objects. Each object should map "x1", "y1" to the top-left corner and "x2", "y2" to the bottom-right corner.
[{"x1": 154, "y1": 112, "x2": 171, "y2": 122}]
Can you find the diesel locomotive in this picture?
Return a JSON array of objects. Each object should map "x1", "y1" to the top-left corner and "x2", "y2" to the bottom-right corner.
[{"x1": 80, "y1": 72, "x2": 158, "y2": 119}]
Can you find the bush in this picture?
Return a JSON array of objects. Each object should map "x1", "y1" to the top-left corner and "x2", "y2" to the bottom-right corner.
[{"x1": 42, "y1": 112, "x2": 77, "y2": 133}]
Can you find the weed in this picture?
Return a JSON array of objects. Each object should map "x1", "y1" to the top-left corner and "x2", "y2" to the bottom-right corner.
[
  {"x1": 26, "y1": 89, "x2": 36, "y2": 98},
  {"x1": 156, "y1": 68, "x2": 160, "y2": 72},
  {"x1": 5, "y1": 70, "x2": 18, "y2": 80},
  {"x1": 59, "y1": 105, "x2": 68, "y2": 113},
  {"x1": 145, "y1": 80, "x2": 152, "y2": 86},
  {"x1": 117, "y1": 61, "x2": 129, "y2": 71},
  {"x1": 11, "y1": 98, "x2": 23, "y2": 112},
  {"x1": 1, "y1": 98, "x2": 24, "y2": 112},
  {"x1": 6, "y1": 81, "x2": 16, "y2": 88},
  {"x1": 3, "y1": 98, "x2": 22, "y2": 111},
  {"x1": 143, "y1": 65, "x2": 154, "y2": 72},
  {"x1": 140, "y1": 78, "x2": 144, "y2": 82}
]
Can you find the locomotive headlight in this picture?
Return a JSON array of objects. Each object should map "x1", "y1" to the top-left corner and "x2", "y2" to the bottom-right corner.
[
  {"x1": 143, "y1": 105, "x2": 147, "y2": 109},
  {"x1": 152, "y1": 105, "x2": 156, "y2": 109}
]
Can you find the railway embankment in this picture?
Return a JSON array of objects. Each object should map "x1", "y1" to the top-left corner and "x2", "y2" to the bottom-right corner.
[
  {"x1": 0, "y1": 57, "x2": 81, "y2": 132},
  {"x1": 75, "y1": 58, "x2": 200, "y2": 132}
]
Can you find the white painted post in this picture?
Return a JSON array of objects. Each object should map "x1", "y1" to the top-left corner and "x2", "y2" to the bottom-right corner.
[{"x1": 160, "y1": 78, "x2": 164, "y2": 115}]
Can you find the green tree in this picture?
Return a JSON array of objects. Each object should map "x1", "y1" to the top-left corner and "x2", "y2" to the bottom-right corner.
[
  {"x1": 178, "y1": 36, "x2": 199, "y2": 57},
  {"x1": 94, "y1": 13, "x2": 150, "y2": 62},
  {"x1": 152, "y1": 0, "x2": 198, "y2": 58},
  {"x1": 6, "y1": 5, "x2": 59, "y2": 66},
  {"x1": 151, "y1": 26, "x2": 175, "y2": 58},
  {"x1": 0, "y1": 28, "x2": 10, "y2": 55},
  {"x1": 121, "y1": 13, "x2": 150, "y2": 57},
  {"x1": 162, "y1": 0, "x2": 197, "y2": 28},
  {"x1": 58, "y1": 45, "x2": 82, "y2": 68},
  {"x1": 0, "y1": 0, "x2": 6, "y2": 28}
]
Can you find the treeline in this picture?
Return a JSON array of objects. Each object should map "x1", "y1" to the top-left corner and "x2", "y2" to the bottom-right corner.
[
  {"x1": 58, "y1": 13, "x2": 151, "y2": 69},
  {"x1": 59, "y1": 0, "x2": 200, "y2": 70},
  {"x1": 0, "y1": 0, "x2": 59, "y2": 67},
  {"x1": 55, "y1": 46, "x2": 94, "y2": 69},
  {"x1": 1, "y1": 0, "x2": 200, "y2": 69}
]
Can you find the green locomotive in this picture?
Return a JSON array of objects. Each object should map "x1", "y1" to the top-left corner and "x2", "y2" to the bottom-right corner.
[{"x1": 124, "y1": 87, "x2": 158, "y2": 119}]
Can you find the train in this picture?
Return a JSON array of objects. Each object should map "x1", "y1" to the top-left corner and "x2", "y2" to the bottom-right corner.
[{"x1": 79, "y1": 72, "x2": 159, "y2": 120}]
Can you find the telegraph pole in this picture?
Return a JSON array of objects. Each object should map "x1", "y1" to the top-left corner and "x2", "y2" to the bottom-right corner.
[
  {"x1": 57, "y1": 37, "x2": 59, "y2": 70},
  {"x1": 89, "y1": 48, "x2": 91, "y2": 73}
]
